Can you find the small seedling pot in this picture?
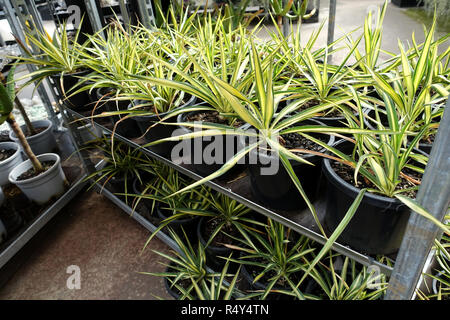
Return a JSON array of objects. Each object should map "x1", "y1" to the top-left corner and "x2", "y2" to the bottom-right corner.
[
  {"x1": 321, "y1": 140, "x2": 411, "y2": 255},
  {"x1": 9, "y1": 119, "x2": 57, "y2": 155},
  {"x1": 0, "y1": 142, "x2": 23, "y2": 186},
  {"x1": 8, "y1": 153, "x2": 67, "y2": 205}
]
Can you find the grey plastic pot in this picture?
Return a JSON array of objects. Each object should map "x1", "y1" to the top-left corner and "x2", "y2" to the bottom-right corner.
[
  {"x1": 76, "y1": 122, "x2": 102, "y2": 144},
  {"x1": 9, "y1": 119, "x2": 57, "y2": 155},
  {"x1": 8, "y1": 153, "x2": 67, "y2": 205},
  {"x1": 0, "y1": 142, "x2": 23, "y2": 186}
]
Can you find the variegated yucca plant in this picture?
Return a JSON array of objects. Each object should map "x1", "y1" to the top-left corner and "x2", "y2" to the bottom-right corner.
[
  {"x1": 13, "y1": 19, "x2": 90, "y2": 94},
  {"x1": 141, "y1": 228, "x2": 250, "y2": 300},
  {"x1": 139, "y1": 39, "x2": 382, "y2": 237}
]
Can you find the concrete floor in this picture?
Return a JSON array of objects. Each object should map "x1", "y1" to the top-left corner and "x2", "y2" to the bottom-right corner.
[{"x1": 0, "y1": 190, "x2": 173, "y2": 300}]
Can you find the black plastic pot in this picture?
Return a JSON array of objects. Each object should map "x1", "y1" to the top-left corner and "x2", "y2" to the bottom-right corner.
[
  {"x1": 156, "y1": 202, "x2": 200, "y2": 241},
  {"x1": 321, "y1": 140, "x2": 411, "y2": 255},
  {"x1": 176, "y1": 110, "x2": 245, "y2": 179},
  {"x1": 0, "y1": 206, "x2": 23, "y2": 241},
  {"x1": 106, "y1": 172, "x2": 136, "y2": 198},
  {"x1": 129, "y1": 95, "x2": 196, "y2": 157},
  {"x1": 50, "y1": 69, "x2": 91, "y2": 111},
  {"x1": 164, "y1": 263, "x2": 181, "y2": 300},
  {"x1": 243, "y1": 119, "x2": 335, "y2": 211},
  {"x1": 197, "y1": 216, "x2": 237, "y2": 272},
  {"x1": 94, "y1": 87, "x2": 141, "y2": 139}
]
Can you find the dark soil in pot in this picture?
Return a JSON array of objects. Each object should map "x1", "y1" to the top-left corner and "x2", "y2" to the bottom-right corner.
[
  {"x1": 177, "y1": 110, "x2": 245, "y2": 179},
  {"x1": 197, "y1": 216, "x2": 241, "y2": 272},
  {"x1": 246, "y1": 119, "x2": 334, "y2": 211},
  {"x1": 298, "y1": 97, "x2": 355, "y2": 128},
  {"x1": 156, "y1": 202, "x2": 200, "y2": 241},
  {"x1": 23, "y1": 127, "x2": 47, "y2": 137},
  {"x1": 0, "y1": 148, "x2": 15, "y2": 162},
  {"x1": 16, "y1": 161, "x2": 56, "y2": 181},
  {"x1": 50, "y1": 70, "x2": 91, "y2": 112},
  {"x1": 322, "y1": 140, "x2": 415, "y2": 255}
]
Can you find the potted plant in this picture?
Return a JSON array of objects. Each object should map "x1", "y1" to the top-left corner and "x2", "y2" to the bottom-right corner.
[
  {"x1": 73, "y1": 24, "x2": 151, "y2": 138},
  {"x1": 429, "y1": 240, "x2": 450, "y2": 299},
  {"x1": 141, "y1": 228, "x2": 246, "y2": 300},
  {"x1": 132, "y1": 17, "x2": 255, "y2": 176},
  {"x1": 85, "y1": 137, "x2": 155, "y2": 205},
  {"x1": 13, "y1": 20, "x2": 91, "y2": 112},
  {"x1": 304, "y1": 252, "x2": 387, "y2": 300},
  {"x1": 319, "y1": 80, "x2": 434, "y2": 254},
  {"x1": 195, "y1": 192, "x2": 263, "y2": 271},
  {"x1": 143, "y1": 39, "x2": 371, "y2": 231},
  {"x1": 227, "y1": 218, "x2": 316, "y2": 300},
  {"x1": 1, "y1": 67, "x2": 67, "y2": 205}
]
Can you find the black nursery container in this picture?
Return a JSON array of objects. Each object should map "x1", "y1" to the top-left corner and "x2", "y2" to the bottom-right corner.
[
  {"x1": 321, "y1": 141, "x2": 411, "y2": 255},
  {"x1": 129, "y1": 95, "x2": 196, "y2": 157},
  {"x1": 176, "y1": 110, "x2": 245, "y2": 179},
  {"x1": 196, "y1": 217, "x2": 236, "y2": 272},
  {"x1": 156, "y1": 203, "x2": 200, "y2": 241},
  {"x1": 243, "y1": 119, "x2": 334, "y2": 211},
  {"x1": 94, "y1": 87, "x2": 141, "y2": 139},
  {"x1": 50, "y1": 70, "x2": 91, "y2": 111}
]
